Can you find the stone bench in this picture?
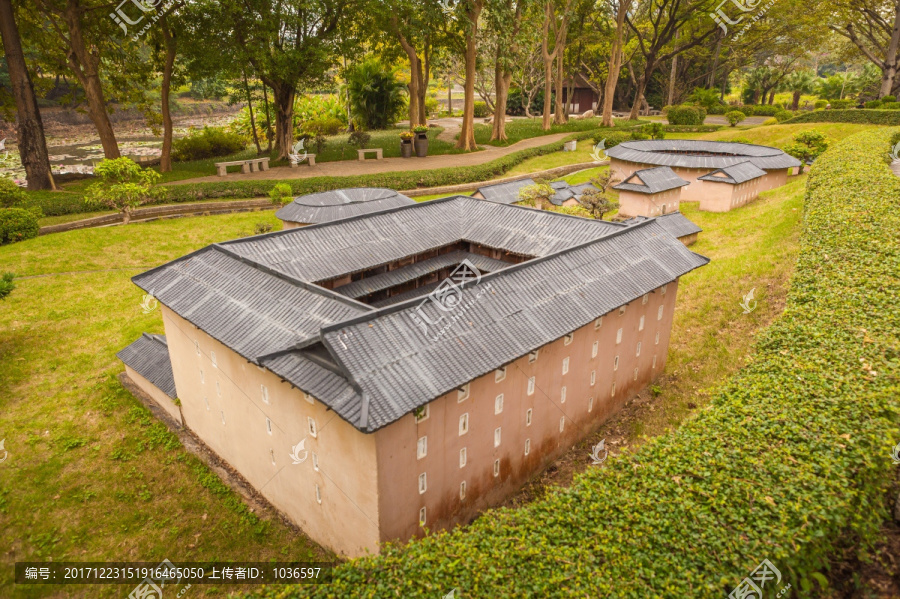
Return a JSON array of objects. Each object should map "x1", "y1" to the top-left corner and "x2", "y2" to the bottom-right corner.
[
  {"x1": 289, "y1": 154, "x2": 316, "y2": 167},
  {"x1": 357, "y1": 148, "x2": 383, "y2": 161},
  {"x1": 215, "y1": 157, "x2": 270, "y2": 177}
]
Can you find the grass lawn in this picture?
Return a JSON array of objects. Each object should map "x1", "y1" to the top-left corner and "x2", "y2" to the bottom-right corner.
[
  {"x1": 0, "y1": 167, "x2": 806, "y2": 597},
  {"x1": 474, "y1": 116, "x2": 643, "y2": 146},
  {"x1": 38, "y1": 210, "x2": 117, "y2": 227},
  {"x1": 671, "y1": 122, "x2": 879, "y2": 145}
]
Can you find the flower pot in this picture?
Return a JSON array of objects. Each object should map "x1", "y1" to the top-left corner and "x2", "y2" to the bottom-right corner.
[
  {"x1": 414, "y1": 134, "x2": 428, "y2": 157},
  {"x1": 400, "y1": 141, "x2": 413, "y2": 158}
]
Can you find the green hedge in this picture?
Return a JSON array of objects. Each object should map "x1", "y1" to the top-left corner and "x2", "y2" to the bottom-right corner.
[
  {"x1": 21, "y1": 190, "x2": 92, "y2": 217},
  {"x1": 248, "y1": 128, "x2": 900, "y2": 597},
  {"x1": 781, "y1": 109, "x2": 900, "y2": 125},
  {"x1": 662, "y1": 124, "x2": 722, "y2": 132},
  {"x1": 158, "y1": 132, "x2": 597, "y2": 203}
]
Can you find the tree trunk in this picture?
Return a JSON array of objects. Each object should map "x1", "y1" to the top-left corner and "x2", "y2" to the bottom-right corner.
[
  {"x1": 490, "y1": 44, "x2": 512, "y2": 142},
  {"x1": 122, "y1": 208, "x2": 131, "y2": 225},
  {"x1": 262, "y1": 85, "x2": 273, "y2": 153},
  {"x1": 880, "y1": 0, "x2": 900, "y2": 97},
  {"x1": 791, "y1": 90, "x2": 801, "y2": 111},
  {"x1": 0, "y1": 0, "x2": 54, "y2": 189},
  {"x1": 768, "y1": 89, "x2": 776, "y2": 104},
  {"x1": 244, "y1": 71, "x2": 262, "y2": 154},
  {"x1": 601, "y1": 0, "x2": 632, "y2": 127},
  {"x1": 447, "y1": 78, "x2": 452, "y2": 116},
  {"x1": 708, "y1": 35, "x2": 722, "y2": 89},
  {"x1": 61, "y1": 0, "x2": 119, "y2": 159},
  {"x1": 628, "y1": 60, "x2": 654, "y2": 120},
  {"x1": 553, "y1": 42, "x2": 567, "y2": 124},
  {"x1": 667, "y1": 31, "x2": 679, "y2": 106},
  {"x1": 159, "y1": 15, "x2": 176, "y2": 172},
  {"x1": 271, "y1": 82, "x2": 296, "y2": 159},
  {"x1": 456, "y1": 1, "x2": 483, "y2": 151}
]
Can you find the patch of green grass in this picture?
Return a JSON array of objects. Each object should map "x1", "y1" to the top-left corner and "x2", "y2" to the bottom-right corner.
[
  {"x1": 38, "y1": 211, "x2": 117, "y2": 227},
  {"x1": 474, "y1": 117, "x2": 645, "y2": 146},
  {"x1": 497, "y1": 139, "x2": 600, "y2": 177},
  {"x1": 696, "y1": 122, "x2": 881, "y2": 146}
]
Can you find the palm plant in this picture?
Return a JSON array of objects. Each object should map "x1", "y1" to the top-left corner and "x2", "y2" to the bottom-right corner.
[
  {"x1": 785, "y1": 70, "x2": 817, "y2": 110},
  {"x1": 344, "y1": 58, "x2": 408, "y2": 130}
]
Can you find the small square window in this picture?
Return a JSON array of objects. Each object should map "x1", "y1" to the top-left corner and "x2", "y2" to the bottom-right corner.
[
  {"x1": 611, "y1": 382, "x2": 616, "y2": 397},
  {"x1": 560, "y1": 386, "x2": 567, "y2": 404},
  {"x1": 616, "y1": 328, "x2": 623, "y2": 344},
  {"x1": 652, "y1": 355, "x2": 657, "y2": 369},
  {"x1": 529, "y1": 350, "x2": 539, "y2": 363},
  {"x1": 658, "y1": 306, "x2": 664, "y2": 321},
  {"x1": 495, "y1": 367, "x2": 507, "y2": 383},
  {"x1": 415, "y1": 404, "x2": 430, "y2": 422},
  {"x1": 642, "y1": 294, "x2": 649, "y2": 305},
  {"x1": 417, "y1": 436, "x2": 427, "y2": 460},
  {"x1": 634, "y1": 367, "x2": 639, "y2": 381},
  {"x1": 195, "y1": 340, "x2": 201, "y2": 355},
  {"x1": 418, "y1": 473, "x2": 427, "y2": 494},
  {"x1": 639, "y1": 315, "x2": 645, "y2": 331},
  {"x1": 618, "y1": 306, "x2": 626, "y2": 316},
  {"x1": 200, "y1": 369, "x2": 204, "y2": 384},
  {"x1": 315, "y1": 484, "x2": 322, "y2": 504},
  {"x1": 655, "y1": 331, "x2": 660, "y2": 345},
  {"x1": 636, "y1": 342, "x2": 642, "y2": 357},
  {"x1": 216, "y1": 380, "x2": 221, "y2": 397},
  {"x1": 266, "y1": 417, "x2": 272, "y2": 435},
  {"x1": 525, "y1": 438, "x2": 531, "y2": 455},
  {"x1": 210, "y1": 351, "x2": 217, "y2": 368},
  {"x1": 493, "y1": 459, "x2": 500, "y2": 477},
  {"x1": 661, "y1": 284, "x2": 668, "y2": 295},
  {"x1": 261, "y1": 384, "x2": 269, "y2": 404},
  {"x1": 590, "y1": 370, "x2": 596, "y2": 386},
  {"x1": 419, "y1": 507, "x2": 426, "y2": 526},
  {"x1": 221, "y1": 410, "x2": 226, "y2": 425},
  {"x1": 270, "y1": 448, "x2": 276, "y2": 465},
  {"x1": 494, "y1": 427, "x2": 501, "y2": 448},
  {"x1": 494, "y1": 394, "x2": 504, "y2": 415},
  {"x1": 564, "y1": 333, "x2": 574, "y2": 346},
  {"x1": 458, "y1": 383, "x2": 471, "y2": 402},
  {"x1": 204, "y1": 396, "x2": 209, "y2": 411},
  {"x1": 526, "y1": 408, "x2": 533, "y2": 426},
  {"x1": 459, "y1": 447, "x2": 467, "y2": 468},
  {"x1": 559, "y1": 416, "x2": 565, "y2": 432},
  {"x1": 308, "y1": 416, "x2": 318, "y2": 438},
  {"x1": 312, "y1": 452, "x2": 319, "y2": 471},
  {"x1": 614, "y1": 355, "x2": 619, "y2": 371},
  {"x1": 594, "y1": 317, "x2": 603, "y2": 330},
  {"x1": 460, "y1": 481, "x2": 467, "y2": 500},
  {"x1": 588, "y1": 396, "x2": 594, "y2": 412},
  {"x1": 527, "y1": 376, "x2": 535, "y2": 396},
  {"x1": 592, "y1": 341, "x2": 599, "y2": 358},
  {"x1": 562, "y1": 357, "x2": 569, "y2": 375},
  {"x1": 459, "y1": 413, "x2": 469, "y2": 436}
]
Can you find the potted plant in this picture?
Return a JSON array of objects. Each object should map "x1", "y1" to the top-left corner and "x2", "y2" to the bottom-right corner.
[
  {"x1": 400, "y1": 131, "x2": 415, "y2": 158},
  {"x1": 413, "y1": 125, "x2": 429, "y2": 157}
]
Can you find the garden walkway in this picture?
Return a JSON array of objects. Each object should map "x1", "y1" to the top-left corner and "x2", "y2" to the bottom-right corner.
[
  {"x1": 892, "y1": 160, "x2": 900, "y2": 178},
  {"x1": 166, "y1": 132, "x2": 570, "y2": 185}
]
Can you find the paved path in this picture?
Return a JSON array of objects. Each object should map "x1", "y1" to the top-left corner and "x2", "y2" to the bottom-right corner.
[
  {"x1": 167, "y1": 132, "x2": 570, "y2": 185},
  {"x1": 892, "y1": 160, "x2": 900, "y2": 178}
]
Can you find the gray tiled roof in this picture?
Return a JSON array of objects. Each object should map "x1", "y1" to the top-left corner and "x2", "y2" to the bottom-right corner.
[
  {"x1": 275, "y1": 187, "x2": 415, "y2": 224},
  {"x1": 476, "y1": 179, "x2": 599, "y2": 206},
  {"x1": 130, "y1": 195, "x2": 707, "y2": 433},
  {"x1": 334, "y1": 251, "x2": 513, "y2": 300},
  {"x1": 613, "y1": 166, "x2": 690, "y2": 194},
  {"x1": 116, "y1": 334, "x2": 177, "y2": 398},
  {"x1": 606, "y1": 139, "x2": 801, "y2": 170},
  {"x1": 697, "y1": 161, "x2": 767, "y2": 184},
  {"x1": 622, "y1": 212, "x2": 702, "y2": 239}
]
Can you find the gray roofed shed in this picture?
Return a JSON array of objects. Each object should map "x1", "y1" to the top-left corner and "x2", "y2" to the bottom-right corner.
[
  {"x1": 697, "y1": 161, "x2": 767, "y2": 184},
  {"x1": 275, "y1": 187, "x2": 415, "y2": 224},
  {"x1": 116, "y1": 334, "x2": 178, "y2": 398},
  {"x1": 613, "y1": 166, "x2": 690, "y2": 194}
]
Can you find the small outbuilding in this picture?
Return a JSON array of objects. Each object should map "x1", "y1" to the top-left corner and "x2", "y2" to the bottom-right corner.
[
  {"x1": 623, "y1": 212, "x2": 702, "y2": 246},
  {"x1": 276, "y1": 187, "x2": 415, "y2": 228},
  {"x1": 696, "y1": 161, "x2": 767, "y2": 212},
  {"x1": 613, "y1": 166, "x2": 689, "y2": 218},
  {"x1": 473, "y1": 178, "x2": 598, "y2": 209}
]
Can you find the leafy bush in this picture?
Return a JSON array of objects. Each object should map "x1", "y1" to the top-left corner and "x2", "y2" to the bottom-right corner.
[
  {"x1": 516, "y1": 182, "x2": 555, "y2": 207},
  {"x1": 84, "y1": 157, "x2": 162, "y2": 223},
  {"x1": 883, "y1": 95, "x2": 897, "y2": 102},
  {"x1": 0, "y1": 208, "x2": 39, "y2": 244},
  {"x1": 661, "y1": 124, "x2": 722, "y2": 132},
  {"x1": 666, "y1": 105, "x2": 705, "y2": 125},
  {"x1": 0, "y1": 272, "x2": 14, "y2": 300},
  {"x1": 473, "y1": 101, "x2": 490, "y2": 118},
  {"x1": 642, "y1": 122, "x2": 665, "y2": 139},
  {"x1": 827, "y1": 99, "x2": 855, "y2": 109},
  {"x1": 724, "y1": 110, "x2": 746, "y2": 127},
  {"x1": 779, "y1": 109, "x2": 900, "y2": 125},
  {"x1": 253, "y1": 128, "x2": 900, "y2": 599},
  {"x1": 591, "y1": 130, "x2": 631, "y2": 149},
  {"x1": 774, "y1": 110, "x2": 794, "y2": 122},
  {"x1": 740, "y1": 104, "x2": 781, "y2": 116},
  {"x1": 881, "y1": 101, "x2": 900, "y2": 110},
  {"x1": 814, "y1": 100, "x2": 828, "y2": 109},
  {"x1": 864, "y1": 100, "x2": 883, "y2": 109},
  {"x1": 172, "y1": 127, "x2": 246, "y2": 162},
  {"x1": 0, "y1": 177, "x2": 26, "y2": 208},
  {"x1": 783, "y1": 130, "x2": 829, "y2": 173},
  {"x1": 686, "y1": 87, "x2": 723, "y2": 111},
  {"x1": 345, "y1": 57, "x2": 407, "y2": 130},
  {"x1": 268, "y1": 183, "x2": 293, "y2": 206},
  {"x1": 424, "y1": 96, "x2": 440, "y2": 117},
  {"x1": 300, "y1": 116, "x2": 344, "y2": 137}
]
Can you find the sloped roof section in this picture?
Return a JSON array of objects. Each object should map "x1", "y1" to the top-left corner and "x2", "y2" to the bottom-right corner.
[
  {"x1": 622, "y1": 212, "x2": 701, "y2": 238},
  {"x1": 476, "y1": 179, "x2": 599, "y2": 206},
  {"x1": 606, "y1": 140, "x2": 801, "y2": 170},
  {"x1": 275, "y1": 187, "x2": 415, "y2": 224},
  {"x1": 613, "y1": 166, "x2": 689, "y2": 194},
  {"x1": 117, "y1": 334, "x2": 177, "y2": 398},
  {"x1": 697, "y1": 161, "x2": 767, "y2": 184}
]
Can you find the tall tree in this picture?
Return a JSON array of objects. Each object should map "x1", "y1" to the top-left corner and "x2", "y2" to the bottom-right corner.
[
  {"x1": 601, "y1": 0, "x2": 633, "y2": 126},
  {"x1": 829, "y1": 0, "x2": 900, "y2": 98},
  {"x1": 485, "y1": 0, "x2": 530, "y2": 141},
  {"x1": 456, "y1": 0, "x2": 485, "y2": 151},
  {"x1": 540, "y1": 0, "x2": 572, "y2": 130},
  {"x1": 0, "y1": 0, "x2": 54, "y2": 189}
]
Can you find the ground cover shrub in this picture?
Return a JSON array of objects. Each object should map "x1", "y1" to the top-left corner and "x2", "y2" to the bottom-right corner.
[
  {"x1": 473, "y1": 101, "x2": 490, "y2": 118},
  {"x1": 172, "y1": 127, "x2": 246, "y2": 161},
  {"x1": 881, "y1": 101, "x2": 900, "y2": 110},
  {"x1": 84, "y1": 157, "x2": 162, "y2": 224},
  {"x1": 0, "y1": 271, "x2": 14, "y2": 299},
  {"x1": 0, "y1": 207, "x2": 39, "y2": 244},
  {"x1": 725, "y1": 110, "x2": 746, "y2": 126},
  {"x1": 783, "y1": 130, "x2": 829, "y2": 173},
  {"x1": 666, "y1": 105, "x2": 705, "y2": 125},
  {"x1": 780, "y1": 109, "x2": 900, "y2": 125},
  {"x1": 345, "y1": 58, "x2": 407, "y2": 130},
  {"x1": 661, "y1": 124, "x2": 722, "y2": 132},
  {"x1": 268, "y1": 183, "x2": 293, "y2": 206},
  {"x1": 20, "y1": 190, "x2": 94, "y2": 217},
  {"x1": 774, "y1": 110, "x2": 794, "y2": 122},
  {"x1": 247, "y1": 128, "x2": 900, "y2": 599},
  {"x1": 0, "y1": 177, "x2": 26, "y2": 207}
]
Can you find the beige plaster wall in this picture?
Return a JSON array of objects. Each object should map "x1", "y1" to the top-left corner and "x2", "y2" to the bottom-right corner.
[
  {"x1": 124, "y1": 365, "x2": 182, "y2": 426},
  {"x1": 373, "y1": 280, "x2": 680, "y2": 545},
  {"x1": 160, "y1": 307, "x2": 380, "y2": 558},
  {"x1": 617, "y1": 188, "x2": 681, "y2": 218}
]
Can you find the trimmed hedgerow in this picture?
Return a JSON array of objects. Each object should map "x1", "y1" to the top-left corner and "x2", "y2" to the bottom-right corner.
[
  {"x1": 661, "y1": 124, "x2": 722, "y2": 132},
  {"x1": 247, "y1": 128, "x2": 900, "y2": 598},
  {"x1": 780, "y1": 109, "x2": 900, "y2": 125}
]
